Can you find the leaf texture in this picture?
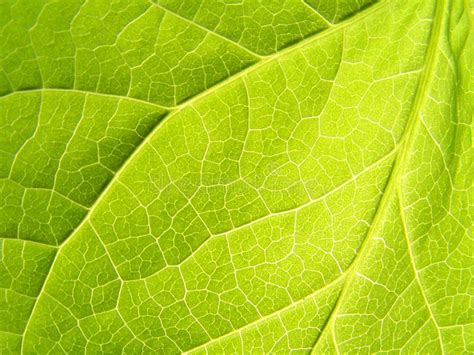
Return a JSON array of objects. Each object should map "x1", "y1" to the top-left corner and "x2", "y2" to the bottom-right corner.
[{"x1": 0, "y1": 0, "x2": 472, "y2": 353}]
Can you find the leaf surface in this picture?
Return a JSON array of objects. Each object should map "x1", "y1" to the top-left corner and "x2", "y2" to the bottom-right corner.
[{"x1": 0, "y1": 0, "x2": 472, "y2": 353}]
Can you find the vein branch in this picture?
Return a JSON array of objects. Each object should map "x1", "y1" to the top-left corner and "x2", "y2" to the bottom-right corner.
[{"x1": 310, "y1": 0, "x2": 447, "y2": 351}]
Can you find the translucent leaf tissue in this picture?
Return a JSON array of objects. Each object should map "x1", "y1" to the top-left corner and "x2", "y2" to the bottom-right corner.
[{"x1": 0, "y1": 0, "x2": 472, "y2": 353}]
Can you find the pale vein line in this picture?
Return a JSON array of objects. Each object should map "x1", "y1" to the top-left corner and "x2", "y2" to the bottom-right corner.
[
  {"x1": 300, "y1": 0, "x2": 335, "y2": 27},
  {"x1": 0, "y1": 287, "x2": 36, "y2": 300},
  {"x1": 310, "y1": 155, "x2": 398, "y2": 353},
  {"x1": 87, "y1": 222, "x2": 156, "y2": 351},
  {"x1": 150, "y1": 1, "x2": 264, "y2": 58},
  {"x1": 2, "y1": 0, "x2": 385, "y2": 116},
  {"x1": 1, "y1": 0, "x2": 386, "y2": 116},
  {"x1": 184, "y1": 272, "x2": 346, "y2": 354},
  {"x1": 17, "y1": 1, "x2": 389, "y2": 349},
  {"x1": 50, "y1": 0, "x2": 388, "y2": 254},
  {"x1": 167, "y1": 0, "x2": 386, "y2": 112},
  {"x1": 0, "y1": 330, "x2": 23, "y2": 337},
  {"x1": 7, "y1": 91, "x2": 43, "y2": 180},
  {"x1": 310, "y1": 0, "x2": 447, "y2": 351},
  {"x1": 397, "y1": 187, "x2": 444, "y2": 352},
  {"x1": 51, "y1": 93, "x2": 89, "y2": 194},
  {"x1": 400, "y1": 318, "x2": 431, "y2": 351},
  {"x1": 439, "y1": 323, "x2": 474, "y2": 329},
  {"x1": 0, "y1": 180, "x2": 90, "y2": 211},
  {"x1": 19, "y1": 249, "x2": 61, "y2": 353},
  {"x1": 0, "y1": 237, "x2": 57, "y2": 250},
  {"x1": 159, "y1": 146, "x2": 398, "y2": 273},
  {"x1": 0, "y1": 88, "x2": 172, "y2": 111},
  {"x1": 70, "y1": 0, "x2": 89, "y2": 89}
]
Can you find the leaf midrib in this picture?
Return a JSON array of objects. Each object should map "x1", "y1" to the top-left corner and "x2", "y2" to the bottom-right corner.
[
  {"x1": 310, "y1": 0, "x2": 446, "y2": 352},
  {"x1": 7, "y1": 0, "x2": 388, "y2": 251},
  {"x1": 53, "y1": 0, "x2": 388, "y2": 251},
  {"x1": 19, "y1": 0, "x2": 389, "y2": 349}
]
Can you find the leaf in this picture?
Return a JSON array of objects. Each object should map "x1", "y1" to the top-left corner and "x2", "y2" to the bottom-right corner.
[{"x1": 0, "y1": 0, "x2": 472, "y2": 353}]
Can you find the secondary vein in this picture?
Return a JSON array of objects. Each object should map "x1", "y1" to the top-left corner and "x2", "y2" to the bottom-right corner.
[{"x1": 309, "y1": 0, "x2": 447, "y2": 351}]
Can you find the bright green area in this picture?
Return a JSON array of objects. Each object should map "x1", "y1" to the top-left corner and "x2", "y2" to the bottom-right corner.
[{"x1": 0, "y1": 0, "x2": 472, "y2": 354}]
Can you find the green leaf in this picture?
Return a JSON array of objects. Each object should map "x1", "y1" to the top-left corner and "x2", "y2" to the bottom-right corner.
[{"x1": 0, "y1": 0, "x2": 472, "y2": 353}]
